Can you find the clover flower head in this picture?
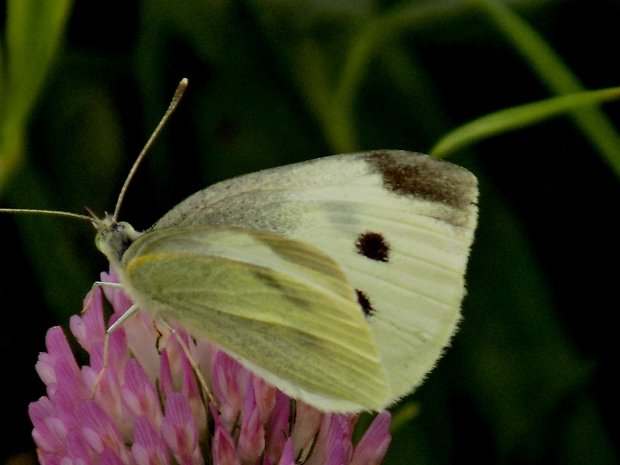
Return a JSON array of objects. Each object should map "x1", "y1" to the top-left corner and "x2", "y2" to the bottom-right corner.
[{"x1": 30, "y1": 270, "x2": 392, "y2": 465}]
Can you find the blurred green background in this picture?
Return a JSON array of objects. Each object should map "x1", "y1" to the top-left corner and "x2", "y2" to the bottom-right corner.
[{"x1": 1, "y1": 0, "x2": 618, "y2": 464}]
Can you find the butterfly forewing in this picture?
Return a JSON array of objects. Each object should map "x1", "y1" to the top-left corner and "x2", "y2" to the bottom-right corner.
[{"x1": 154, "y1": 150, "x2": 478, "y2": 407}]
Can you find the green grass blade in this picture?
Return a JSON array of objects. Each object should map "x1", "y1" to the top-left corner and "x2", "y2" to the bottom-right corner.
[
  {"x1": 328, "y1": 0, "x2": 473, "y2": 152},
  {"x1": 0, "y1": 0, "x2": 73, "y2": 192},
  {"x1": 478, "y1": 0, "x2": 620, "y2": 177},
  {"x1": 431, "y1": 87, "x2": 620, "y2": 159}
]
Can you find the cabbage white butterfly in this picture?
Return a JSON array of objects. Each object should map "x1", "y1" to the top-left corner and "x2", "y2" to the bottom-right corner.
[{"x1": 2, "y1": 79, "x2": 478, "y2": 412}]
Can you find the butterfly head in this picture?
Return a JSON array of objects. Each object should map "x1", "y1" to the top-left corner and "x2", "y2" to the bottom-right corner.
[{"x1": 90, "y1": 212, "x2": 142, "y2": 264}]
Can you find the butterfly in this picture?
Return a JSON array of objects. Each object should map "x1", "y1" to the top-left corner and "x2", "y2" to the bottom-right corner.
[
  {"x1": 93, "y1": 148, "x2": 478, "y2": 412},
  {"x1": 1, "y1": 80, "x2": 478, "y2": 412}
]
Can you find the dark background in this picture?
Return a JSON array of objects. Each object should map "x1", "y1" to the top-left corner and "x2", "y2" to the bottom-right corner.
[{"x1": 1, "y1": 1, "x2": 618, "y2": 464}]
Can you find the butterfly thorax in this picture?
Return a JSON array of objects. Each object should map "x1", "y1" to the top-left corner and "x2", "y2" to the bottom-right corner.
[{"x1": 93, "y1": 214, "x2": 143, "y2": 265}]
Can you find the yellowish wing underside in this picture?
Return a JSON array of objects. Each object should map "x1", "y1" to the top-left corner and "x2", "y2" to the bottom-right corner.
[{"x1": 123, "y1": 226, "x2": 388, "y2": 411}]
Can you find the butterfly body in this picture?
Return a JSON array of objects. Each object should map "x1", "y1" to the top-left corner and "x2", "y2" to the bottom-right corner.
[{"x1": 95, "y1": 150, "x2": 478, "y2": 412}]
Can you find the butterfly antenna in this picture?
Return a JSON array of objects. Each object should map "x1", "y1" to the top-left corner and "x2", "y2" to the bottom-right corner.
[
  {"x1": 0, "y1": 208, "x2": 92, "y2": 222},
  {"x1": 112, "y1": 78, "x2": 189, "y2": 221}
]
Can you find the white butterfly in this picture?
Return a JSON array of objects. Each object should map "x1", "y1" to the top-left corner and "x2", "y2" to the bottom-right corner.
[{"x1": 94, "y1": 149, "x2": 478, "y2": 412}]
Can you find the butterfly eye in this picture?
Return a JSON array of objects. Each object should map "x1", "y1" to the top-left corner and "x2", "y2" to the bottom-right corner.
[
  {"x1": 94, "y1": 233, "x2": 105, "y2": 252},
  {"x1": 355, "y1": 232, "x2": 390, "y2": 262}
]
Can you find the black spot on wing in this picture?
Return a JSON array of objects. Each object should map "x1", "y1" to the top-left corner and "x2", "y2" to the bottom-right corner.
[
  {"x1": 356, "y1": 289, "x2": 374, "y2": 317},
  {"x1": 356, "y1": 232, "x2": 389, "y2": 262},
  {"x1": 365, "y1": 151, "x2": 476, "y2": 211}
]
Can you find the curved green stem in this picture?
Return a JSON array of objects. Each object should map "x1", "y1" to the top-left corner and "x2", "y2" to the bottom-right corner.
[
  {"x1": 431, "y1": 87, "x2": 620, "y2": 159},
  {"x1": 330, "y1": 0, "x2": 474, "y2": 152},
  {"x1": 478, "y1": 0, "x2": 620, "y2": 177}
]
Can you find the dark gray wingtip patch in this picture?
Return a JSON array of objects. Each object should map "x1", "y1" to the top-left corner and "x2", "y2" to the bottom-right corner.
[
  {"x1": 365, "y1": 150, "x2": 477, "y2": 211},
  {"x1": 356, "y1": 232, "x2": 390, "y2": 262},
  {"x1": 356, "y1": 289, "x2": 374, "y2": 317}
]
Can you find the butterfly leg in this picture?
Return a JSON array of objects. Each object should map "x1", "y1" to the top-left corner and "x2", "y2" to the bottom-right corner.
[
  {"x1": 106, "y1": 303, "x2": 139, "y2": 333},
  {"x1": 85, "y1": 281, "x2": 135, "y2": 397},
  {"x1": 159, "y1": 318, "x2": 215, "y2": 406},
  {"x1": 90, "y1": 331, "x2": 111, "y2": 399}
]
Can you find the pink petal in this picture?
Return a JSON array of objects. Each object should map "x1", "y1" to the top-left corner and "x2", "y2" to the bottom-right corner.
[
  {"x1": 49, "y1": 389, "x2": 79, "y2": 430},
  {"x1": 34, "y1": 353, "x2": 57, "y2": 387},
  {"x1": 29, "y1": 398, "x2": 66, "y2": 455},
  {"x1": 100, "y1": 274, "x2": 161, "y2": 379},
  {"x1": 322, "y1": 415, "x2": 353, "y2": 465},
  {"x1": 119, "y1": 311, "x2": 161, "y2": 381},
  {"x1": 238, "y1": 383, "x2": 265, "y2": 464},
  {"x1": 131, "y1": 416, "x2": 169, "y2": 465},
  {"x1": 211, "y1": 351, "x2": 245, "y2": 428},
  {"x1": 66, "y1": 429, "x2": 96, "y2": 463},
  {"x1": 35, "y1": 327, "x2": 79, "y2": 385},
  {"x1": 304, "y1": 414, "x2": 350, "y2": 465},
  {"x1": 76, "y1": 400, "x2": 127, "y2": 457},
  {"x1": 159, "y1": 348, "x2": 175, "y2": 397},
  {"x1": 175, "y1": 337, "x2": 207, "y2": 435},
  {"x1": 53, "y1": 356, "x2": 88, "y2": 400},
  {"x1": 28, "y1": 396, "x2": 55, "y2": 424},
  {"x1": 291, "y1": 401, "x2": 322, "y2": 457},
  {"x1": 251, "y1": 375, "x2": 277, "y2": 422},
  {"x1": 277, "y1": 438, "x2": 295, "y2": 465},
  {"x1": 264, "y1": 391, "x2": 291, "y2": 463},
  {"x1": 70, "y1": 286, "x2": 106, "y2": 352},
  {"x1": 161, "y1": 393, "x2": 203, "y2": 465},
  {"x1": 90, "y1": 356, "x2": 129, "y2": 435},
  {"x1": 212, "y1": 421, "x2": 240, "y2": 465},
  {"x1": 100, "y1": 272, "x2": 132, "y2": 315},
  {"x1": 100, "y1": 448, "x2": 128, "y2": 465},
  {"x1": 106, "y1": 323, "x2": 131, "y2": 371},
  {"x1": 349, "y1": 411, "x2": 391, "y2": 465},
  {"x1": 122, "y1": 359, "x2": 162, "y2": 427}
]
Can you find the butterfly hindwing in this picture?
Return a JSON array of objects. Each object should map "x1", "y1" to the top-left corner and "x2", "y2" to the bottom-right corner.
[{"x1": 122, "y1": 225, "x2": 388, "y2": 411}]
